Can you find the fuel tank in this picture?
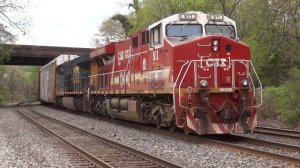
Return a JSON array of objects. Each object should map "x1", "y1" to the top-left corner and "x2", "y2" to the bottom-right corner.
[{"x1": 62, "y1": 97, "x2": 77, "y2": 111}]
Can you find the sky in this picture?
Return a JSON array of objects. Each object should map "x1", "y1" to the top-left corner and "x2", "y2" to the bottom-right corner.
[{"x1": 16, "y1": 0, "x2": 132, "y2": 48}]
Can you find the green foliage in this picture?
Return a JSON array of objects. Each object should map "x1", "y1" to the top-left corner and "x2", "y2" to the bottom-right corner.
[
  {"x1": 235, "y1": 0, "x2": 300, "y2": 87},
  {"x1": 277, "y1": 68, "x2": 300, "y2": 124},
  {"x1": 0, "y1": 45, "x2": 10, "y2": 64},
  {"x1": 0, "y1": 66, "x2": 39, "y2": 104},
  {"x1": 262, "y1": 68, "x2": 300, "y2": 124},
  {"x1": 111, "y1": 14, "x2": 132, "y2": 36},
  {"x1": 0, "y1": 0, "x2": 30, "y2": 64},
  {"x1": 128, "y1": 0, "x2": 205, "y2": 33},
  {"x1": 259, "y1": 86, "x2": 279, "y2": 119}
]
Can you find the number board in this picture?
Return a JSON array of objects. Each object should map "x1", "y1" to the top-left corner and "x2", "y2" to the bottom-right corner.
[
  {"x1": 208, "y1": 14, "x2": 224, "y2": 22},
  {"x1": 179, "y1": 13, "x2": 197, "y2": 21}
]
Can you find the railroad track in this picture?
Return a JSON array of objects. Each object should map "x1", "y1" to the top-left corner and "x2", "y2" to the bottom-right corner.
[
  {"x1": 254, "y1": 126, "x2": 300, "y2": 140},
  {"x1": 208, "y1": 134, "x2": 300, "y2": 163},
  {"x1": 95, "y1": 115, "x2": 300, "y2": 166},
  {"x1": 32, "y1": 104, "x2": 300, "y2": 166},
  {"x1": 16, "y1": 104, "x2": 182, "y2": 168},
  {"x1": 15, "y1": 103, "x2": 97, "y2": 167}
]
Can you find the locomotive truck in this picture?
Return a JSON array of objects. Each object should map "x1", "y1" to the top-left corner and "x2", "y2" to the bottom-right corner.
[{"x1": 39, "y1": 11, "x2": 262, "y2": 135}]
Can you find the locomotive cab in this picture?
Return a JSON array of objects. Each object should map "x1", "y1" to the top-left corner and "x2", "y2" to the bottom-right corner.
[{"x1": 55, "y1": 54, "x2": 90, "y2": 111}]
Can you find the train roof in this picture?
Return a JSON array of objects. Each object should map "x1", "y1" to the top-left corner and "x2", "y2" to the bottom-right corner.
[
  {"x1": 72, "y1": 54, "x2": 90, "y2": 65},
  {"x1": 41, "y1": 54, "x2": 83, "y2": 71},
  {"x1": 148, "y1": 11, "x2": 236, "y2": 30},
  {"x1": 56, "y1": 54, "x2": 79, "y2": 66},
  {"x1": 148, "y1": 11, "x2": 235, "y2": 29},
  {"x1": 90, "y1": 42, "x2": 115, "y2": 59}
]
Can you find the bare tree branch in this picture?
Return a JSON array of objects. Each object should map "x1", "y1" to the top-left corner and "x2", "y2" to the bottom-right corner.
[{"x1": 0, "y1": 0, "x2": 29, "y2": 43}]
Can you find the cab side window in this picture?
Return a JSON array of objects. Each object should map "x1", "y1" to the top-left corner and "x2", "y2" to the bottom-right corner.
[
  {"x1": 132, "y1": 36, "x2": 138, "y2": 48},
  {"x1": 150, "y1": 25, "x2": 161, "y2": 46},
  {"x1": 142, "y1": 31, "x2": 149, "y2": 45}
]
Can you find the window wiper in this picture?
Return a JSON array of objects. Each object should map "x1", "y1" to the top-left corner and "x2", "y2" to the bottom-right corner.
[
  {"x1": 181, "y1": 21, "x2": 191, "y2": 30},
  {"x1": 223, "y1": 21, "x2": 235, "y2": 39},
  {"x1": 216, "y1": 23, "x2": 223, "y2": 34},
  {"x1": 209, "y1": 19, "x2": 223, "y2": 34},
  {"x1": 228, "y1": 26, "x2": 235, "y2": 38}
]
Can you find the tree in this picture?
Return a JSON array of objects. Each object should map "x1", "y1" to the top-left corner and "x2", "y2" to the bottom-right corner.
[
  {"x1": 93, "y1": 19, "x2": 127, "y2": 46},
  {"x1": 128, "y1": 0, "x2": 205, "y2": 32},
  {"x1": 234, "y1": 0, "x2": 300, "y2": 86},
  {"x1": 213, "y1": 0, "x2": 241, "y2": 17},
  {"x1": 128, "y1": 0, "x2": 141, "y2": 13},
  {"x1": 0, "y1": 66, "x2": 39, "y2": 104},
  {"x1": 0, "y1": 0, "x2": 29, "y2": 64},
  {"x1": 0, "y1": 44, "x2": 10, "y2": 64},
  {"x1": 111, "y1": 14, "x2": 132, "y2": 36}
]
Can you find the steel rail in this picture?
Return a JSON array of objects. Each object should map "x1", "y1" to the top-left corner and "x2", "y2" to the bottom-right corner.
[
  {"x1": 200, "y1": 138, "x2": 300, "y2": 166},
  {"x1": 229, "y1": 134, "x2": 300, "y2": 152},
  {"x1": 16, "y1": 105, "x2": 110, "y2": 168},
  {"x1": 96, "y1": 116, "x2": 300, "y2": 166},
  {"x1": 254, "y1": 126, "x2": 300, "y2": 140},
  {"x1": 21, "y1": 105, "x2": 183, "y2": 168},
  {"x1": 31, "y1": 105, "x2": 300, "y2": 166},
  {"x1": 256, "y1": 126, "x2": 300, "y2": 134}
]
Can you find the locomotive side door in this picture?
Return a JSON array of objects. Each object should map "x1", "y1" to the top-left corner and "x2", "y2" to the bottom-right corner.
[{"x1": 83, "y1": 61, "x2": 98, "y2": 113}]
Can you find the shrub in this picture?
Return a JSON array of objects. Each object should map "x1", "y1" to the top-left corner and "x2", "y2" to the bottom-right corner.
[
  {"x1": 259, "y1": 86, "x2": 279, "y2": 119},
  {"x1": 276, "y1": 68, "x2": 300, "y2": 124},
  {"x1": 261, "y1": 68, "x2": 300, "y2": 124},
  {"x1": 259, "y1": 68, "x2": 300, "y2": 124}
]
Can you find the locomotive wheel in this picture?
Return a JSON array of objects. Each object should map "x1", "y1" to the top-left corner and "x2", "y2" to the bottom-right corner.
[
  {"x1": 95, "y1": 102, "x2": 105, "y2": 117},
  {"x1": 155, "y1": 113, "x2": 162, "y2": 129},
  {"x1": 168, "y1": 116, "x2": 177, "y2": 132},
  {"x1": 77, "y1": 98, "x2": 83, "y2": 111},
  {"x1": 151, "y1": 105, "x2": 164, "y2": 129},
  {"x1": 78, "y1": 101, "x2": 83, "y2": 111}
]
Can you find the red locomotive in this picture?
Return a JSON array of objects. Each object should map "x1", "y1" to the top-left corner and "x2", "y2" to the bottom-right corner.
[{"x1": 39, "y1": 11, "x2": 262, "y2": 134}]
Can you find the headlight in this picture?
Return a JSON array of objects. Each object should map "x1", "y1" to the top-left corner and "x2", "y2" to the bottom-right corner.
[
  {"x1": 241, "y1": 79, "x2": 248, "y2": 87},
  {"x1": 200, "y1": 80, "x2": 208, "y2": 87},
  {"x1": 213, "y1": 40, "x2": 218, "y2": 45},
  {"x1": 213, "y1": 46, "x2": 218, "y2": 52},
  {"x1": 211, "y1": 39, "x2": 220, "y2": 52}
]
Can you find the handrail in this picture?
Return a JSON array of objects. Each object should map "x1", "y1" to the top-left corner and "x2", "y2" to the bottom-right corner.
[
  {"x1": 178, "y1": 61, "x2": 194, "y2": 110},
  {"x1": 250, "y1": 61, "x2": 263, "y2": 108},
  {"x1": 173, "y1": 61, "x2": 190, "y2": 113},
  {"x1": 89, "y1": 69, "x2": 127, "y2": 78}
]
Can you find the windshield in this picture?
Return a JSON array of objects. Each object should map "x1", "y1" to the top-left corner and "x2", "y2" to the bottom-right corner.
[
  {"x1": 205, "y1": 24, "x2": 236, "y2": 38},
  {"x1": 166, "y1": 24, "x2": 202, "y2": 37}
]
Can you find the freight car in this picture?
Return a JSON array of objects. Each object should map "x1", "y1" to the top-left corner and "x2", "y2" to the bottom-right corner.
[
  {"x1": 39, "y1": 11, "x2": 262, "y2": 135},
  {"x1": 39, "y1": 58, "x2": 57, "y2": 103}
]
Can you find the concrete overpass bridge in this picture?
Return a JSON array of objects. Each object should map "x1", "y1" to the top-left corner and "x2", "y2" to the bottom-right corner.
[{"x1": 3, "y1": 44, "x2": 93, "y2": 66}]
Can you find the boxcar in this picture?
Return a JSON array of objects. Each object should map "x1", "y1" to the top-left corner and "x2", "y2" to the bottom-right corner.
[{"x1": 39, "y1": 59, "x2": 57, "y2": 103}]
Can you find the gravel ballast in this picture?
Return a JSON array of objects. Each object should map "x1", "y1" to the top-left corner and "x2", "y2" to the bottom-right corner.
[
  {"x1": 31, "y1": 105, "x2": 293, "y2": 168},
  {"x1": 0, "y1": 107, "x2": 87, "y2": 167}
]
